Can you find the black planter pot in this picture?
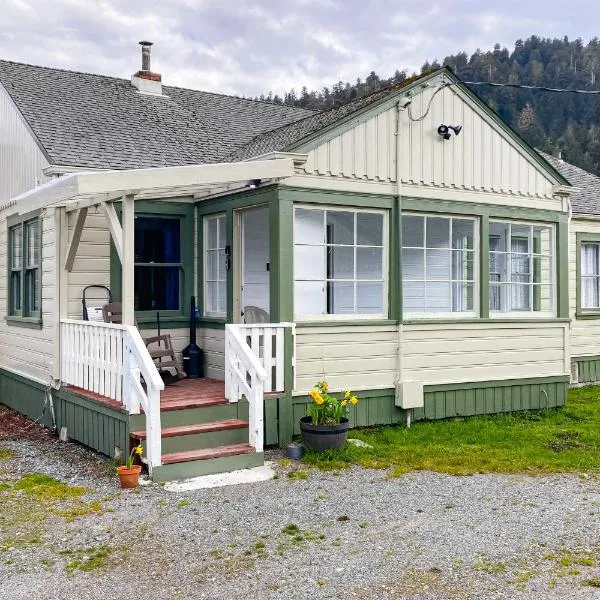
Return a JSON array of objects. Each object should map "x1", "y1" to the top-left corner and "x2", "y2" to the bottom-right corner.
[{"x1": 299, "y1": 416, "x2": 350, "y2": 451}]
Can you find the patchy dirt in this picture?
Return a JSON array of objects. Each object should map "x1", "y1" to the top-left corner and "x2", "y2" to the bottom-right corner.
[{"x1": 0, "y1": 405, "x2": 55, "y2": 442}]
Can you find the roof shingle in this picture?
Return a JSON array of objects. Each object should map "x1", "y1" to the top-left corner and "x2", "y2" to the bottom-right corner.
[{"x1": 0, "y1": 60, "x2": 314, "y2": 170}]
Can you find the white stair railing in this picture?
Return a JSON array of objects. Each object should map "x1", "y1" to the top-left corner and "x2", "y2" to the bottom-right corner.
[
  {"x1": 60, "y1": 319, "x2": 164, "y2": 473},
  {"x1": 236, "y1": 323, "x2": 296, "y2": 393},
  {"x1": 225, "y1": 324, "x2": 267, "y2": 453}
]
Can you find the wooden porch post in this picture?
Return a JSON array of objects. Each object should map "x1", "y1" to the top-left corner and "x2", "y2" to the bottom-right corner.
[{"x1": 121, "y1": 194, "x2": 135, "y2": 325}]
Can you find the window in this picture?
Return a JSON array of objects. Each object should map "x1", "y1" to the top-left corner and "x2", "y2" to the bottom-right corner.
[
  {"x1": 204, "y1": 214, "x2": 227, "y2": 316},
  {"x1": 8, "y1": 215, "x2": 41, "y2": 320},
  {"x1": 134, "y1": 217, "x2": 181, "y2": 311},
  {"x1": 581, "y1": 242, "x2": 600, "y2": 309},
  {"x1": 402, "y1": 214, "x2": 476, "y2": 316},
  {"x1": 294, "y1": 207, "x2": 386, "y2": 318},
  {"x1": 489, "y1": 221, "x2": 554, "y2": 314}
]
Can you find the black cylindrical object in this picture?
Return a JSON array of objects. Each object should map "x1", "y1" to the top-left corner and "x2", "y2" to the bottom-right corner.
[{"x1": 182, "y1": 296, "x2": 204, "y2": 378}]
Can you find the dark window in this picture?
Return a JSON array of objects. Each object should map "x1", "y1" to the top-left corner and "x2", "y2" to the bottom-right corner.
[{"x1": 134, "y1": 217, "x2": 181, "y2": 311}]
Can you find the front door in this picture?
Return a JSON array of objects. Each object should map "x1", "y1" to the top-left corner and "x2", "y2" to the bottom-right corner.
[{"x1": 237, "y1": 206, "x2": 270, "y2": 323}]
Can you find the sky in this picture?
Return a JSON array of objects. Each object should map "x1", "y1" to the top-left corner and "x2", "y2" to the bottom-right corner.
[{"x1": 0, "y1": 0, "x2": 598, "y2": 98}]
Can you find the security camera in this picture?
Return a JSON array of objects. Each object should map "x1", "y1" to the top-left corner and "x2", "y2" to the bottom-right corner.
[{"x1": 437, "y1": 124, "x2": 462, "y2": 140}]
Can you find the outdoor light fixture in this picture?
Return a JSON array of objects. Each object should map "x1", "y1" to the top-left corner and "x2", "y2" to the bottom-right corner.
[
  {"x1": 248, "y1": 178, "x2": 261, "y2": 188},
  {"x1": 437, "y1": 124, "x2": 462, "y2": 140}
]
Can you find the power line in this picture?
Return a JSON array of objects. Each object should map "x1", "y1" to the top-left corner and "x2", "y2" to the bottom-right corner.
[{"x1": 462, "y1": 81, "x2": 600, "y2": 95}]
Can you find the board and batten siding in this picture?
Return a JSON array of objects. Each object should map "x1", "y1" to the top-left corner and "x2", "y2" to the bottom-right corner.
[
  {"x1": 293, "y1": 321, "x2": 568, "y2": 395},
  {"x1": 569, "y1": 219, "x2": 600, "y2": 363},
  {"x1": 298, "y1": 79, "x2": 556, "y2": 200},
  {"x1": 0, "y1": 209, "x2": 56, "y2": 383},
  {"x1": 0, "y1": 83, "x2": 51, "y2": 205}
]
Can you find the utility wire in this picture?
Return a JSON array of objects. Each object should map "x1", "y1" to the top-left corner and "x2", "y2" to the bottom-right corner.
[{"x1": 462, "y1": 81, "x2": 600, "y2": 94}]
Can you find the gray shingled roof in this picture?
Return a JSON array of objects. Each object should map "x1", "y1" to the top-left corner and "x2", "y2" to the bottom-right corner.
[
  {"x1": 0, "y1": 60, "x2": 314, "y2": 170},
  {"x1": 539, "y1": 151, "x2": 600, "y2": 216},
  {"x1": 229, "y1": 71, "x2": 435, "y2": 161}
]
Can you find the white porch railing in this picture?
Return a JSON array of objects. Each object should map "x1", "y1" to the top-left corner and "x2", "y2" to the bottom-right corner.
[
  {"x1": 236, "y1": 323, "x2": 296, "y2": 393},
  {"x1": 225, "y1": 323, "x2": 295, "y2": 453},
  {"x1": 60, "y1": 319, "x2": 164, "y2": 472}
]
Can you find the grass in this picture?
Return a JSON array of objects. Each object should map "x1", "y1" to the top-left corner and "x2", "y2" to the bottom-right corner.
[
  {"x1": 0, "y1": 447, "x2": 14, "y2": 461},
  {"x1": 302, "y1": 386, "x2": 600, "y2": 475}
]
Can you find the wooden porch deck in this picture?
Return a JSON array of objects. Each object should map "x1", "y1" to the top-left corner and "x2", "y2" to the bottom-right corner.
[{"x1": 65, "y1": 377, "x2": 228, "y2": 412}]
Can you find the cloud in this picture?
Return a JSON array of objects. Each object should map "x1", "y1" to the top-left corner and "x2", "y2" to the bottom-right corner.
[{"x1": 0, "y1": 0, "x2": 595, "y2": 98}]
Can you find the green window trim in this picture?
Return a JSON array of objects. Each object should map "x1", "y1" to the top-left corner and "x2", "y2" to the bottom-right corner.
[
  {"x1": 110, "y1": 201, "x2": 194, "y2": 329},
  {"x1": 575, "y1": 232, "x2": 600, "y2": 319},
  {"x1": 6, "y1": 209, "x2": 42, "y2": 328}
]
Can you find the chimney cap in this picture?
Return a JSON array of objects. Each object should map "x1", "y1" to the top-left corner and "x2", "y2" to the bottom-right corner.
[{"x1": 139, "y1": 40, "x2": 153, "y2": 47}]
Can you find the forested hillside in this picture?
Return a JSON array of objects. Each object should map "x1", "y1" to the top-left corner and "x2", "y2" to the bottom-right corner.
[{"x1": 256, "y1": 37, "x2": 600, "y2": 175}]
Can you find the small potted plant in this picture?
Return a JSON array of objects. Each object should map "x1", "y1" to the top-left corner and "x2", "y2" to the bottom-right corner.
[
  {"x1": 116, "y1": 444, "x2": 144, "y2": 488},
  {"x1": 299, "y1": 380, "x2": 358, "y2": 451}
]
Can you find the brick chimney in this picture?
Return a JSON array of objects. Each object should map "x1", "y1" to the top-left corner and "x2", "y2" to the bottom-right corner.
[{"x1": 131, "y1": 41, "x2": 162, "y2": 95}]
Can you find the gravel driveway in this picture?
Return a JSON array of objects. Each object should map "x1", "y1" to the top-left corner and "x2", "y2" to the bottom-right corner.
[{"x1": 2, "y1": 412, "x2": 600, "y2": 599}]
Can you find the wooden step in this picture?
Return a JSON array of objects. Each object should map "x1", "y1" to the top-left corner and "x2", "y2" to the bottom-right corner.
[
  {"x1": 162, "y1": 443, "x2": 255, "y2": 465},
  {"x1": 131, "y1": 419, "x2": 248, "y2": 440},
  {"x1": 161, "y1": 397, "x2": 227, "y2": 411}
]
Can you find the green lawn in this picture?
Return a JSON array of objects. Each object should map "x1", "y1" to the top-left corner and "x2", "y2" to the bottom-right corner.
[{"x1": 302, "y1": 386, "x2": 600, "y2": 476}]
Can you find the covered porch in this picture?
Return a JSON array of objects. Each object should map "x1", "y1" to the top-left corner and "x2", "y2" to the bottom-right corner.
[{"x1": 10, "y1": 158, "x2": 300, "y2": 479}]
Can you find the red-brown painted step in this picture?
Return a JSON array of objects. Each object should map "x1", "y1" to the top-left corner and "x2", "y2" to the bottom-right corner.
[
  {"x1": 161, "y1": 443, "x2": 255, "y2": 464},
  {"x1": 131, "y1": 419, "x2": 248, "y2": 440}
]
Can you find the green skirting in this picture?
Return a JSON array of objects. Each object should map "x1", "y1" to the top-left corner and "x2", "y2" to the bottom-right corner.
[
  {"x1": 0, "y1": 368, "x2": 129, "y2": 459},
  {"x1": 573, "y1": 356, "x2": 600, "y2": 384}
]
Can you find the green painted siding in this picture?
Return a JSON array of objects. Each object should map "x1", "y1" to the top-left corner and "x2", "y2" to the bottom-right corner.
[
  {"x1": 0, "y1": 368, "x2": 129, "y2": 459},
  {"x1": 574, "y1": 356, "x2": 600, "y2": 384}
]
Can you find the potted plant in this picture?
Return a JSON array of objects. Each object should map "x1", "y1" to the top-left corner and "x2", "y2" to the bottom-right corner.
[
  {"x1": 299, "y1": 380, "x2": 358, "y2": 451},
  {"x1": 116, "y1": 444, "x2": 143, "y2": 489}
]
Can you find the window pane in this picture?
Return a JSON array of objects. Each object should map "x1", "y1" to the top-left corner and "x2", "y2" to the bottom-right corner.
[
  {"x1": 511, "y1": 283, "x2": 530, "y2": 310},
  {"x1": 328, "y1": 281, "x2": 354, "y2": 314},
  {"x1": 452, "y1": 219, "x2": 474, "y2": 250},
  {"x1": 11, "y1": 272, "x2": 21, "y2": 311},
  {"x1": 357, "y1": 213, "x2": 383, "y2": 246},
  {"x1": 135, "y1": 266, "x2": 180, "y2": 311},
  {"x1": 357, "y1": 282, "x2": 383, "y2": 313},
  {"x1": 295, "y1": 245, "x2": 325, "y2": 280},
  {"x1": 328, "y1": 246, "x2": 354, "y2": 279},
  {"x1": 295, "y1": 209, "x2": 324, "y2": 244},
  {"x1": 425, "y1": 281, "x2": 451, "y2": 311},
  {"x1": 534, "y1": 284, "x2": 553, "y2": 312},
  {"x1": 206, "y1": 282, "x2": 218, "y2": 313},
  {"x1": 582, "y1": 244, "x2": 599, "y2": 276},
  {"x1": 25, "y1": 269, "x2": 38, "y2": 313},
  {"x1": 357, "y1": 247, "x2": 382, "y2": 279},
  {"x1": 135, "y1": 217, "x2": 180, "y2": 263},
  {"x1": 402, "y1": 248, "x2": 424, "y2": 280},
  {"x1": 489, "y1": 222, "x2": 509, "y2": 251},
  {"x1": 583, "y1": 277, "x2": 600, "y2": 308},
  {"x1": 533, "y1": 256, "x2": 552, "y2": 285},
  {"x1": 426, "y1": 249, "x2": 450, "y2": 280},
  {"x1": 426, "y1": 217, "x2": 450, "y2": 248},
  {"x1": 11, "y1": 225, "x2": 22, "y2": 270},
  {"x1": 511, "y1": 224, "x2": 530, "y2": 249},
  {"x1": 206, "y1": 217, "x2": 219, "y2": 248},
  {"x1": 218, "y1": 215, "x2": 226, "y2": 246},
  {"x1": 452, "y1": 282, "x2": 474, "y2": 312},
  {"x1": 403, "y1": 281, "x2": 425, "y2": 312},
  {"x1": 402, "y1": 215, "x2": 424, "y2": 247},
  {"x1": 217, "y1": 282, "x2": 227, "y2": 314},
  {"x1": 207, "y1": 250, "x2": 218, "y2": 280},
  {"x1": 326, "y1": 211, "x2": 354, "y2": 245},
  {"x1": 295, "y1": 281, "x2": 324, "y2": 315},
  {"x1": 452, "y1": 249, "x2": 475, "y2": 282},
  {"x1": 533, "y1": 225, "x2": 552, "y2": 255},
  {"x1": 489, "y1": 251, "x2": 507, "y2": 281},
  {"x1": 25, "y1": 220, "x2": 39, "y2": 267}
]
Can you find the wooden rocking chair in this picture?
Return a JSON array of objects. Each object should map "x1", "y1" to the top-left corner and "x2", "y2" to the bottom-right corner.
[{"x1": 102, "y1": 303, "x2": 185, "y2": 382}]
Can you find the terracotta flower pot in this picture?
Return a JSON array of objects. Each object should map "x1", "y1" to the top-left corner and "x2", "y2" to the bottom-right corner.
[
  {"x1": 299, "y1": 416, "x2": 350, "y2": 451},
  {"x1": 116, "y1": 464, "x2": 142, "y2": 489}
]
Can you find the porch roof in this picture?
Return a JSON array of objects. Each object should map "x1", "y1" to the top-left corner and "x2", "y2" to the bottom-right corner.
[{"x1": 1, "y1": 156, "x2": 301, "y2": 215}]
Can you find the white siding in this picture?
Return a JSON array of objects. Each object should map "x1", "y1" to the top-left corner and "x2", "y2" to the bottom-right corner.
[
  {"x1": 293, "y1": 321, "x2": 568, "y2": 395},
  {"x1": 0, "y1": 84, "x2": 51, "y2": 205},
  {"x1": 300, "y1": 78, "x2": 557, "y2": 199},
  {"x1": 569, "y1": 219, "x2": 600, "y2": 358},
  {"x1": 0, "y1": 210, "x2": 55, "y2": 383}
]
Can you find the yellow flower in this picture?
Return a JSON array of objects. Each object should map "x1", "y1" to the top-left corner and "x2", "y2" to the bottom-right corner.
[
  {"x1": 344, "y1": 390, "x2": 351, "y2": 399},
  {"x1": 341, "y1": 400, "x2": 348, "y2": 407},
  {"x1": 314, "y1": 393, "x2": 324, "y2": 405},
  {"x1": 321, "y1": 381, "x2": 328, "y2": 392},
  {"x1": 309, "y1": 389, "x2": 319, "y2": 400},
  {"x1": 350, "y1": 396, "x2": 358, "y2": 405},
  {"x1": 135, "y1": 445, "x2": 144, "y2": 455}
]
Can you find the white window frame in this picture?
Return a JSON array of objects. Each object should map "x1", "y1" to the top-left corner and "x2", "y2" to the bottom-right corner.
[
  {"x1": 580, "y1": 242, "x2": 600, "y2": 309},
  {"x1": 401, "y1": 212, "x2": 479, "y2": 320},
  {"x1": 293, "y1": 204, "x2": 388, "y2": 321},
  {"x1": 488, "y1": 219, "x2": 556, "y2": 319},
  {"x1": 203, "y1": 213, "x2": 227, "y2": 318}
]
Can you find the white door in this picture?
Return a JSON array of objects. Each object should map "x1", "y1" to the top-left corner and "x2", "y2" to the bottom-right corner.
[{"x1": 241, "y1": 206, "x2": 270, "y2": 323}]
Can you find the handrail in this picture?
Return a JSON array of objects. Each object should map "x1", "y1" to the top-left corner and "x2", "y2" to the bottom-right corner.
[
  {"x1": 123, "y1": 326, "x2": 165, "y2": 391},
  {"x1": 227, "y1": 325, "x2": 267, "y2": 382}
]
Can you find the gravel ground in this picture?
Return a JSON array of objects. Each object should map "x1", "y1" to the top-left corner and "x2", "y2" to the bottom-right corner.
[{"x1": 2, "y1": 410, "x2": 600, "y2": 599}]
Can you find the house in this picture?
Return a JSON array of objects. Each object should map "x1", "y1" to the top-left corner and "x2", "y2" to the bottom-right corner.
[{"x1": 0, "y1": 43, "x2": 578, "y2": 481}]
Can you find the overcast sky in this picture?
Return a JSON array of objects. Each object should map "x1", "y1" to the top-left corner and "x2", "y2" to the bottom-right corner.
[{"x1": 0, "y1": 0, "x2": 597, "y2": 97}]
